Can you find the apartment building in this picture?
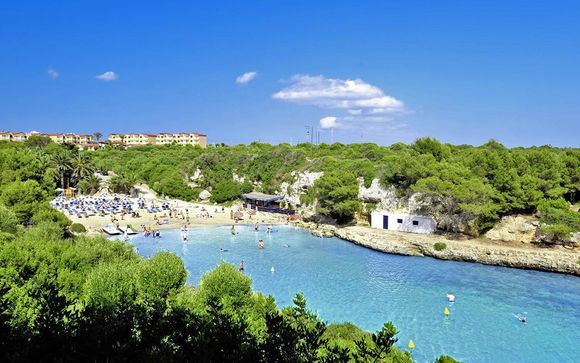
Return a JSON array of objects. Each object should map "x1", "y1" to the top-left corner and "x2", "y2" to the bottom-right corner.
[
  {"x1": 108, "y1": 132, "x2": 207, "y2": 148},
  {"x1": 122, "y1": 133, "x2": 158, "y2": 146},
  {"x1": 0, "y1": 131, "x2": 101, "y2": 149}
]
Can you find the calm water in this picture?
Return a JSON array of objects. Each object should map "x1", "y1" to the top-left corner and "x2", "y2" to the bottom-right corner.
[{"x1": 122, "y1": 225, "x2": 580, "y2": 363}]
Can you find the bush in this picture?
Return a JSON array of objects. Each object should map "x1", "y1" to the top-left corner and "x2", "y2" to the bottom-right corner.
[
  {"x1": 210, "y1": 180, "x2": 243, "y2": 203},
  {"x1": 70, "y1": 223, "x2": 87, "y2": 233},
  {"x1": 434, "y1": 242, "x2": 447, "y2": 251}
]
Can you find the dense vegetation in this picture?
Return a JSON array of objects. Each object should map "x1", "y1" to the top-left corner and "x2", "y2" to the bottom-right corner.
[
  {"x1": 89, "y1": 139, "x2": 579, "y2": 238},
  {"x1": 0, "y1": 139, "x2": 461, "y2": 361}
]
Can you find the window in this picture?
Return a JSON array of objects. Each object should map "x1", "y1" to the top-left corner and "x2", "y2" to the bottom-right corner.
[
  {"x1": 412, "y1": 220, "x2": 419, "y2": 226},
  {"x1": 397, "y1": 218, "x2": 403, "y2": 224}
]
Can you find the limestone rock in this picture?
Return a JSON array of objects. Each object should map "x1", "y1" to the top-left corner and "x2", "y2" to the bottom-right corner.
[
  {"x1": 190, "y1": 168, "x2": 203, "y2": 181},
  {"x1": 199, "y1": 190, "x2": 211, "y2": 200},
  {"x1": 280, "y1": 171, "x2": 324, "y2": 206},
  {"x1": 358, "y1": 178, "x2": 398, "y2": 211},
  {"x1": 485, "y1": 215, "x2": 538, "y2": 243},
  {"x1": 233, "y1": 173, "x2": 245, "y2": 183}
]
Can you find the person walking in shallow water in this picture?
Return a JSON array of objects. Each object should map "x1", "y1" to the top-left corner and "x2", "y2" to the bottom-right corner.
[
  {"x1": 239, "y1": 260, "x2": 244, "y2": 272},
  {"x1": 258, "y1": 239, "x2": 264, "y2": 249}
]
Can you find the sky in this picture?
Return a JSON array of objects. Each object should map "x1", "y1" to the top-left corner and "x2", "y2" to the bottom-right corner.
[{"x1": 0, "y1": 1, "x2": 579, "y2": 147}]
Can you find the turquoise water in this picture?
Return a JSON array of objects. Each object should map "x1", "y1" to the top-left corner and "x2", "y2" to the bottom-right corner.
[{"x1": 124, "y1": 225, "x2": 580, "y2": 362}]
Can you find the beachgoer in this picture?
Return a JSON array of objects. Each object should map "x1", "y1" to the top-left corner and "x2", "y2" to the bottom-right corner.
[
  {"x1": 231, "y1": 225, "x2": 236, "y2": 235},
  {"x1": 447, "y1": 293, "x2": 455, "y2": 303},
  {"x1": 255, "y1": 223, "x2": 259, "y2": 231},
  {"x1": 239, "y1": 260, "x2": 244, "y2": 272},
  {"x1": 259, "y1": 240, "x2": 264, "y2": 249}
]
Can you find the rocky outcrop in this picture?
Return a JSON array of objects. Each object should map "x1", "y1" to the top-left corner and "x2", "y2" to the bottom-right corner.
[
  {"x1": 333, "y1": 226, "x2": 580, "y2": 275},
  {"x1": 357, "y1": 178, "x2": 398, "y2": 211},
  {"x1": 280, "y1": 171, "x2": 324, "y2": 206},
  {"x1": 408, "y1": 193, "x2": 476, "y2": 235},
  {"x1": 485, "y1": 215, "x2": 538, "y2": 243},
  {"x1": 190, "y1": 168, "x2": 203, "y2": 181},
  {"x1": 233, "y1": 173, "x2": 245, "y2": 184},
  {"x1": 199, "y1": 190, "x2": 211, "y2": 201}
]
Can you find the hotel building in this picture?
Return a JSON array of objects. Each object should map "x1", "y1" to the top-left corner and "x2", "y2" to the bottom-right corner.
[
  {"x1": 0, "y1": 131, "x2": 101, "y2": 150},
  {"x1": 108, "y1": 132, "x2": 207, "y2": 148}
]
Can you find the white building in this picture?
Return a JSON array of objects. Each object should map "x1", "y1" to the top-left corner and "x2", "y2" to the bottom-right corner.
[{"x1": 371, "y1": 211, "x2": 437, "y2": 234}]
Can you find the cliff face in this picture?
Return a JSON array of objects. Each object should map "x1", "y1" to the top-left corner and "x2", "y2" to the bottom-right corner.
[
  {"x1": 279, "y1": 171, "x2": 323, "y2": 206},
  {"x1": 357, "y1": 178, "x2": 398, "y2": 211}
]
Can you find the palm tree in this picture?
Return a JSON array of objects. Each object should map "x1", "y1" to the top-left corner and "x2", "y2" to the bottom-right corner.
[
  {"x1": 93, "y1": 132, "x2": 102, "y2": 142},
  {"x1": 78, "y1": 174, "x2": 101, "y2": 195},
  {"x1": 71, "y1": 154, "x2": 95, "y2": 186},
  {"x1": 108, "y1": 173, "x2": 138, "y2": 194},
  {"x1": 50, "y1": 151, "x2": 73, "y2": 189}
]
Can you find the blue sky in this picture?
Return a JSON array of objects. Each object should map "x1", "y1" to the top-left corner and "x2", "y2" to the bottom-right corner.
[{"x1": 1, "y1": 1, "x2": 579, "y2": 147}]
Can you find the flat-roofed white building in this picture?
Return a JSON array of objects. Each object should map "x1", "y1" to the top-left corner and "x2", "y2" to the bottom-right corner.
[{"x1": 371, "y1": 211, "x2": 437, "y2": 234}]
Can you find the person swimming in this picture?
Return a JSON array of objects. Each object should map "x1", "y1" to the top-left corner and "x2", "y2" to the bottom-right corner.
[
  {"x1": 446, "y1": 292, "x2": 455, "y2": 303},
  {"x1": 514, "y1": 313, "x2": 527, "y2": 324},
  {"x1": 220, "y1": 247, "x2": 229, "y2": 252}
]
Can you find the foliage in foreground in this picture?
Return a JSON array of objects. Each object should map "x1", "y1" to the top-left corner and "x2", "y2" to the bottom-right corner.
[{"x1": 0, "y1": 222, "x2": 457, "y2": 362}]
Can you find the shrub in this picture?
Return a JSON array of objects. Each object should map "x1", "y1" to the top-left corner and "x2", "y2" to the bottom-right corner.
[
  {"x1": 70, "y1": 223, "x2": 87, "y2": 233},
  {"x1": 434, "y1": 242, "x2": 447, "y2": 251}
]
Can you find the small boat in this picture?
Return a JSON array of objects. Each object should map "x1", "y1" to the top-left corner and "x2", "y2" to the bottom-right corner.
[{"x1": 102, "y1": 224, "x2": 121, "y2": 235}]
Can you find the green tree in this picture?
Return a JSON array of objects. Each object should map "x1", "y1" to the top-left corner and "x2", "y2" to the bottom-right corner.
[{"x1": 314, "y1": 172, "x2": 361, "y2": 222}]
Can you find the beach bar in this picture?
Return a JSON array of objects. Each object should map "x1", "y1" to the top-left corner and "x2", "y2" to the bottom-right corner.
[{"x1": 241, "y1": 192, "x2": 295, "y2": 215}]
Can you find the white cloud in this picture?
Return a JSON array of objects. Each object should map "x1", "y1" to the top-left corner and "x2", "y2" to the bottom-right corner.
[
  {"x1": 274, "y1": 74, "x2": 408, "y2": 134},
  {"x1": 96, "y1": 71, "x2": 118, "y2": 81},
  {"x1": 320, "y1": 116, "x2": 337, "y2": 129},
  {"x1": 236, "y1": 71, "x2": 257, "y2": 84},
  {"x1": 272, "y1": 74, "x2": 404, "y2": 112},
  {"x1": 47, "y1": 68, "x2": 59, "y2": 80}
]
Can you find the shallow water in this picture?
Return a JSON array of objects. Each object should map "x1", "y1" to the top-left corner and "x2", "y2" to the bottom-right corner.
[{"x1": 122, "y1": 225, "x2": 580, "y2": 362}]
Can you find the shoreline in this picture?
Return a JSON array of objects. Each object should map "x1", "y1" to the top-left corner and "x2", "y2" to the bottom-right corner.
[
  {"x1": 302, "y1": 223, "x2": 579, "y2": 276},
  {"x1": 69, "y1": 202, "x2": 579, "y2": 276}
]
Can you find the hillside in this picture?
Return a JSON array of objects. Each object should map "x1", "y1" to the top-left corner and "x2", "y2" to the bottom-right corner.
[{"x1": 89, "y1": 139, "x2": 580, "y2": 244}]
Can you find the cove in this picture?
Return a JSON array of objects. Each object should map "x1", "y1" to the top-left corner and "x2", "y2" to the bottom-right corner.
[{"x1": 122, "y1": 225, "x2": 580, "y2": 363}]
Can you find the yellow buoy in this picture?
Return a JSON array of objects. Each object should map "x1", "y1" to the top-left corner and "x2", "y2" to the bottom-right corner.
[
  {"x1": 444, "y1": 307, "x2": 450, "y2": 316},
  {"x1": 408, "y1": 340, "x2": 415, "y2": 349}
]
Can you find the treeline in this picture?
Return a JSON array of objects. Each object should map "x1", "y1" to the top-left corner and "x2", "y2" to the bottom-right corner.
[{"x1": 89, "y1": 139, "x2": 579, "y2": 238}]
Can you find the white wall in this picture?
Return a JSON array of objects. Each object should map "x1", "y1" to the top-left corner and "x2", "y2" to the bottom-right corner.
[{"x1": 371, "y1": 211, "x2": 437, "y2": 234}]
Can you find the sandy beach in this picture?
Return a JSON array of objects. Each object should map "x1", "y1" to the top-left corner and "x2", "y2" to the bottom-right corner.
[{"x1": 66, "y1": 199, "x2": 290, "y2": 236}]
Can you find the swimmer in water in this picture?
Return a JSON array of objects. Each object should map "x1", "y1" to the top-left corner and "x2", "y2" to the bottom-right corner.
[
  {"x1": 514, "y1": 313, "x2": 527, "y2": 324},
  {"x1": 258, "y1": 239, "x2": 264, "y2": 249},
  {"x1": 220, "y1": 247, "x2": 229, "y2": 252}
]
